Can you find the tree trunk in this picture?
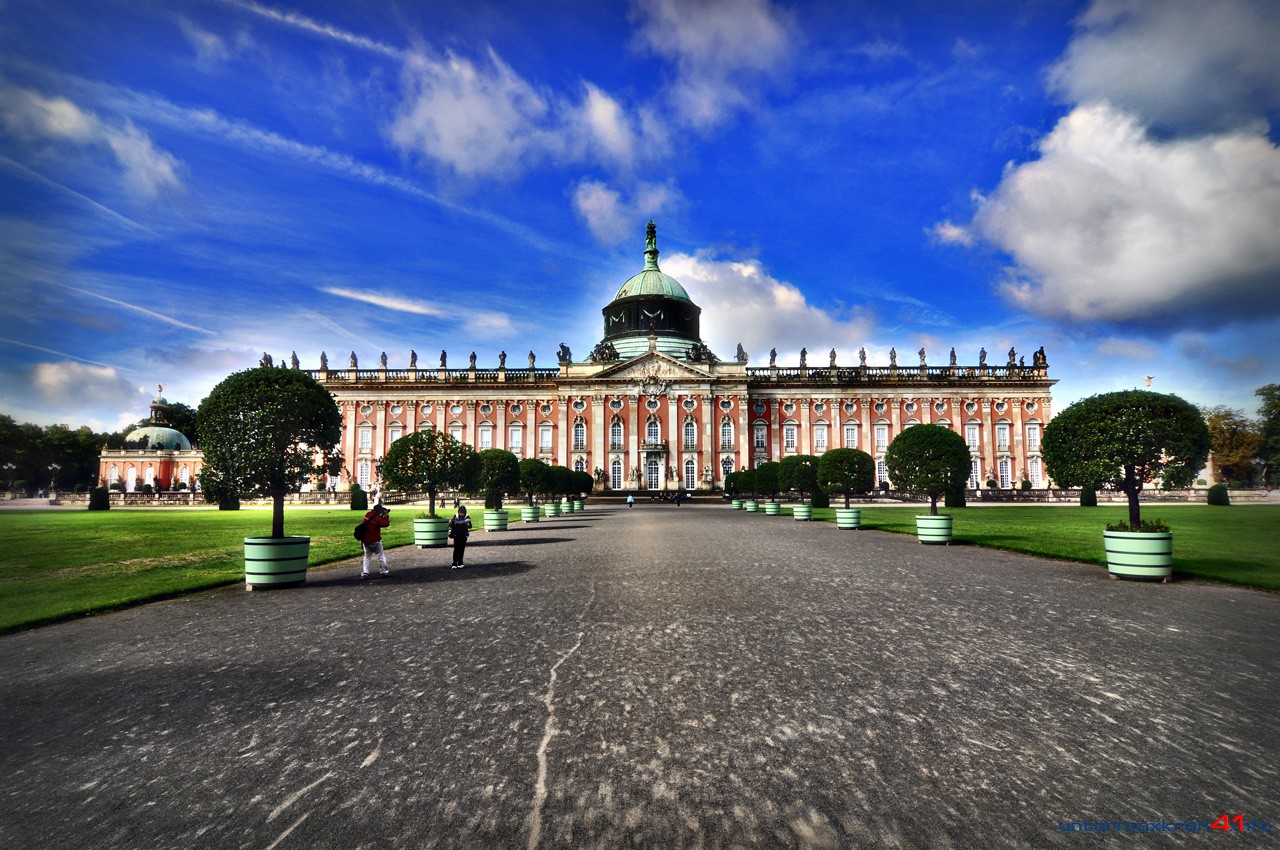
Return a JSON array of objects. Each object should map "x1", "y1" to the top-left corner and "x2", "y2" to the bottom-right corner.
[
  {"x1": 271, "y1": 491, "x2": 285, "y2": 538},
  {"x1": 844, "y1": 491, "x2": 850, "y2": 509},
  {"x1": 1124, "y1": 465, "x2": 1141, "y2": 529},
  {"x1": 428, "y1": 487, "x2": 436, "y2": 518},
  {"x1": 929, "y1": 493, "x2": 938, "y2": 516}
]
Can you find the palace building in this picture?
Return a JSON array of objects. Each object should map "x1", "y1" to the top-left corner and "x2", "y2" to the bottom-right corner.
[{"x1": 310, "y1": 222, "x2": 1056, "y2": 495}]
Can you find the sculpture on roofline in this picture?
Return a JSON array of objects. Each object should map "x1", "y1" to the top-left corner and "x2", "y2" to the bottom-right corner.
[
  {"x1": 409, "y1": 350, "x2": 417, "y2": 368},
  {"x1": 349, "y1": 351, "x2": 358, "y2": 368},
  {"x1": 949, "y1": 347, "x2": 956, "y2": 366},
  {"x1": 499, "y1": 351, "x2": 506, "y2": 368},
  {"x1": 769, "y1": 348, "x2": 777, "y2": 367},
  {"x1": 829, "y1": 348, "x2": 837, "y2": 367},
  {"x1": 736, "y1": 342, "x2": 749, "y2": 364},
  {"x1": 440, "y1": 350, "x2": 447, "y2": 368},
  {"x1": 889, "y1": 347, "x2": 897, "y2": 367},
  {"x1": 290, "y1": 351, "x2": 299, "y2": 369},
  {"x1": 557, "y1": 343, "x2": 572, "y2": 364},
  {"x1": 320, "y1": 351, "x2": 328, "y2": 370},
  {"x1": 919, "y1": 347, "x2": 926, "y2": 366},
  {"x1": 859, "y1": 347, "x2": 867, "y2": 367},
  {"x1": 979, "y1": 347, "x2": 987, "y2": 367},
  {"x1": 381, "y1": 351, "x2": 388, "y2": 368}
]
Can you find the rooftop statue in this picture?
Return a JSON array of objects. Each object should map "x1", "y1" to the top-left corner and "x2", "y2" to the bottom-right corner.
[
  {"x1": 320, "y1": 351, "x2": 328, "y2": 370},
  {"x1": 440, "y1": 350, "x2": 446, "y2": 368},
  {"x1": 290, "y1": 351, "x2": 299, "y2": 369},
  {"x1": 769, "y1": 348, "x2": 777, "y2": 367},
  {"x1": 829, "y1": 348, "x2": 837, "y2": 367},
  {"x1": 381, "y1": 351, "x2": 388, "y2": 368},
  {"x1": 979, "y1": 347, "x2": 987, "y2": 367},
  {"x1": 499, "y1": 351, "x2": 506, "y2": 368},
  {"x1": 859, "y1": 347, "x2": 866, "y2": 367},
  {"x1": 800, "y1": 347, "x2": 807, "y2": 368},
  {"x1": 889, "y1": 347, "x2": 897, "y2": 367},
  {"x1": 557, "y1": 343, "x2": 572, "y2": 363},
  {"x1": 349, "y1": 351, "x2": 358, "y2": 368},
  {"x1": 919, "y1": 347, "x2": 926, "y2": 366},
  {"x1": 736, "y1": 342, "x2": 748, "y2": 364},
  {"x1": 409, "y1": 350, "x2": 417, "y2": 368},
  {"x1": 949, "y1": 347, "x2": 956, "y2": 366}
]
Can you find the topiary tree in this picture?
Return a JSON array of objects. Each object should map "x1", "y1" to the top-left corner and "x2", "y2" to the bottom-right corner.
[
  {"x1": 572, "y1": 469, "x2": 594, "y2": 498},
  {"x1": 472, "y1": 449, "x2": 520, "y2": 510},
  {"x1": 723, "y1": 470, "x2": 741, "y2": 498},
  {"x1": 88, "y1": 486, "x2": 110, "y2": 511},
  {"x1": 380, "y1": 429, "x2": 472, "y2": 517},
  {"x1": 1079, "y1": 485, "x2": 1098, "y2": 507},
  {"x1": 816, "y1": 447, "x2": 875, "y2": 508},
  {"x1": 754, "y1": 461, "x2": 780, "y2": 501},
  {"x1": 197, "y1": 366, "x2": 342, "y2": 538},
  {"x1": 544, "y1": 465, "x2": 572, "y2": 502},
  {"x1": 1042, "y1": 390, "x2": 1210, "y2": 531},
  {"x1": 518, "y1": 458, "x2": 551, "y2": 504},
  {"x1": 349, "y1": 482, "x2": 368, "y2": 511},
  {"x1": 884, "y1": 424, "x2": 971, "y2": 516},
  {"x1": 1206, "y1": 483, "x2": 1230, "y2": 506},
  {"x1": 779, "y1": 454, "x2": 820, "y2": 502}
]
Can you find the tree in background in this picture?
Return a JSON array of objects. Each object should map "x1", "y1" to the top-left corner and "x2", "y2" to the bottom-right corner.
[
  {"x1": 816, "y1": 448, "x2": 875, "y2": 508},
  {"x1": 778, "y1": 454, "x2": 820, "y2": 502},
  {"x1": 1043, "y1": 390, "x2": 1209, "y2": 531},
  {"x1": 518, "y1": 458, "x2": 551, "y2": 504},
  {"x1": 471, "y1": 449, "x2": 520, "y2": 510},
  {"x1": 754, "y1": 461, "x2": 780, "y2": 501},
  {"x1": 380, "y1": 429, "x2": 472, "y2": 517},
  {"x1": 197, "y1": 367, "x2": 342, "y2": 538},
  {"x1": 883, "y1": 424, "x2": 971, "y2": 516},
  {"x1": 1257, "y1": 384, "x2": 1280, "y2": 487},
  {"x1": 1200, "y1": 405, "x2": 1262, "y2": 486}
]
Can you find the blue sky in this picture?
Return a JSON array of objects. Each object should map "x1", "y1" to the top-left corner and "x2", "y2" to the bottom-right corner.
[{"x1": 2, "y1": 0, "x2": 1278, "y2": 431}]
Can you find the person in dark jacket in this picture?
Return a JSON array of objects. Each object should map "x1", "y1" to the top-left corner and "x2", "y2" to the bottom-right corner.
[
  {"x1": 360, "y1": 503, "x2": 391, "y2": 579},
  {"x1": 449, "y1": 506, "x2": 472, "y2": 569}
]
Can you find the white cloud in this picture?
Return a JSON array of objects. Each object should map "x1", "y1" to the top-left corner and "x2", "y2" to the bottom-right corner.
[
  {"x1": 926, "y1": 220, "x2": 973, "y2": 247},
  {"x1": 1049, "y1": 0, "x2": 1280, "y2": 132},
  {"x1": 631, "y1": 0, "x2": 794, "y2": 129},
  {"x1": 31, "y1": 361, "x2": 141, "y2": 410},
  {"x1": 322, "y1": 287, "x2": 445, "y2": 317},
  {"x1": 0, "y1": 83, "x2": 183, "y2": 197},
  {"x1": 177, "y1": 16, "x2": 231, "y2": 68},
  {"x1": 572, "y1": 180, "x2": 680, "y2": 245},
  {"x1": 659, "y1": 250, "x2": 874, "y2": 360},
  {"x1": 972, "y1": 103, "x2": 1280, "y2": 325}
]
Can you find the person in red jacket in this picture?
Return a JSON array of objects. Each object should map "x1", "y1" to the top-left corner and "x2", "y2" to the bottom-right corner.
[{"x1": 360, "y1": 503, "x2": 391, "y2": 579}]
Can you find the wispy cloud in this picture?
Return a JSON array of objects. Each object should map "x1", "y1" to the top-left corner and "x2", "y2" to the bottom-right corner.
[
  {"x1": 0, "y1": 154, "x2": 157, "y2": 235},
  {"x1": 217, "y1": 0, "x2": 405, "y2": 59},
  {"x1": 0, "y1": 336, "x2": 124, "y2": 370},
  {"x1": 58, "y1": 284, "x2": 217, "y2": 334},
  {"x1": 321, "y1": 287, "x2": 445, "y2": 317}
]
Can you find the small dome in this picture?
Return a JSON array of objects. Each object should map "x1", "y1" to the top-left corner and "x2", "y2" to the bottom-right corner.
[
  {"x1": 611, "y1": 220, "x2": 691, "y2": 303},
  {"x1": 125, "y1": 425, "x2": 191, "y2": 451}
]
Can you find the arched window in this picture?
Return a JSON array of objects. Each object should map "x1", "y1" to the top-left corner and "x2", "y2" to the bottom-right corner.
[
  {"x1": 684, "y1": 459, "x2": 697, "y2": 490},
  {"x1": 358, "y1": 459, "x2": 371, "y2": 486},
  {"x1": 968, "y1": 459, "x2": 981, "y2": 490},
  {"x1": 125, "y1": 466, "x2": 136, "y2": 492},
  {"x1": 108, "y1": 465, "x2": 119, "y2": 485},
  {"x1": 843, "y1": 422, "x2": 858, "y2": 449},
  {"x1": 179, "y1": 466, "x2": 189, "y2": 485},
  {"x1": 610, "y1": 419, "x2": 623, "y2": 450},
  {"x1": 610, "y1": 458, "x2": 623, "y2": 490},
  {"x1": 573, "y1": 420, "x2": 586, "y2": 450},
  {"x1": 144, "y1": 466, "x2": 155, "y2": 486},
  {"x1": 574, "y1": 456, "x2": 585, "y2": 472},
  {"x1": 646, "y1": 418, "x2": 660, "y2": 444},
  {"x1": 720, "y1": 419, "x2": 733, "y2": 450},
  {"x1": 998, "y1": 457, "x2": 1012, "y2": 489},
  {"x1": 683, "y1": 420, "x2": 696, "y2": 449},
  {"x1": 646, "y1": 458, "x2": 660, "y2": 489},
  {"x1": 721, "y1": 456, "x2": 734, "y2": 478}
]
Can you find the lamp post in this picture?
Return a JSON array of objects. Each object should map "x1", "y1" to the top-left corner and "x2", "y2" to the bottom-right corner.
[
  {"x1": 2, "y1": 462, "x2": 14, "y2": 493},
  {"x1": 48, "y1": 462, "x2": 61, "y2": 496}
]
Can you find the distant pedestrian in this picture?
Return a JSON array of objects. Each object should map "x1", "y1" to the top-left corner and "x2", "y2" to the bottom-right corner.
[
  {"x1": 626, "y1": 494, "x2": 635, "y2": 509},
  {"x1": 449, "y1": 506, "x2": 472, "y2": 569},
  {"x1": 360, "y1": 503, "x2": 391, "y2": 579}
]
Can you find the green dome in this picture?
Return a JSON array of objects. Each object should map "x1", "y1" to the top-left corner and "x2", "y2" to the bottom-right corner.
[
  {"x1": 612, "y1": 221, "x2": 691, "y2": 303},
  {"x1": 125, "y1": 425, "x2": 191, "y2": 451}
]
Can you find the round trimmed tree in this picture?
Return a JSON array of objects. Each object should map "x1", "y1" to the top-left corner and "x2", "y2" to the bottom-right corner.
[
  {"x1": 472, "y1": 449, "x2": 520, "y2": 510},
  {"x1": 779, "y1": 454, "x2": 820, "y2": 502},
  {"x1": 197, "y1": 366, "x2": 342, "y2": 538},
  {"x1": 1042, "y1": 390, "x2": 1210, "y2": 530},
  {"x1": 518, "y1": 458, "x2": 551, "y2": 504},
  {"x1": 816, "y1": 448, "x2": 875, "y2": 508},
  {"x1": 884, "y1": 424, "x2": 971, "y2": 516},
  {"x1": 754, "y1": 461, "x2": 781, "y2": 501},
  {"x1": 380, "y1": 429, "x2": 472, "y2": 517}
]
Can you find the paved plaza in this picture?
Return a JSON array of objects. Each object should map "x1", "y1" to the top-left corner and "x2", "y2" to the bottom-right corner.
[{"x1": 2, "y1": 504, "x2": 1277, "y2": 849}]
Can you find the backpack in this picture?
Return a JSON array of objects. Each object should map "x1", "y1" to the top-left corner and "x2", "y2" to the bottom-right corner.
[{"x1": 354, "y1": 520, "x2": 369, "y2": 541}]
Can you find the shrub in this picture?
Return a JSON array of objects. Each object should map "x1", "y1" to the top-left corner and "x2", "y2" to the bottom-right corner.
[
  {"x1": 518, "y1": 458, "x2": 551, "y2": 504},
  {"x1": 1196, "y1": 478, "x2": 1207, "y2": 486},
  {"x1": 1079, "y1": 485, "x2": 1098, "y2": 507},
  {"x1": 1043, "y1": 390, "x2": 1209, "y2": 531},
  {"x1": 754, "y1": 461, "x2": 781, "y2": 500},
  {"x1": 810, "y1": 486, "x2": 829, "y2": 509},
  {"x1": 471, "y1": 449, "x2": 520, "y2": 511},
  {"x1": 350, "y1": 483, "x2": 369, "y2": 511},
  {"x1": 1019, "y1": 479, "x2": 1032, "y2": 491},
  {"x1": 985, "y1": 478, "x2": 997, "y2": 489},
  {"x1": 884, "y1": 424, "x2": 972, "y2": 516},
  {"x1": 944, "y1": 487, "x2": 967, "y2": 508},
  {"x1": 218, "y1": 495, "x2": 240, "y2": 511},
  {"x1": 380, "y1": 430, "x2": 472, "y2": 517},
  {"x1": 1106, "y1": 518, "x2": 1170, "y2": 533},
  {"x1": 816, "y1": 448, "x2": 874, "y2": 508},
  {"x1": 110, "y1": 481, "x2": 124, "y2": 492},
  {"x1": 88, "y1": 486, "x2": 110, "y2": 511},
  {"x1": 779, "y1": 455, "x2": 820, "y2": 502},
  {"x1": 1207, "y1": 483, "x2": 1231, "y2": 506}
]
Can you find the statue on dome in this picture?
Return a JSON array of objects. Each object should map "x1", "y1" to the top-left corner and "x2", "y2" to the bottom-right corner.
[
  {"x1": 409, "y1": 350, "x2": 417, "y2": 368},
  {"x1": 320, "y1": 351, "x2": 328, "y2": 370},
  {"x1": 349, "y1": 351, "x2": 358, "y2": 368},
  {"x1": 736, "y1": 342, "x2": 748, "y2": 364}
]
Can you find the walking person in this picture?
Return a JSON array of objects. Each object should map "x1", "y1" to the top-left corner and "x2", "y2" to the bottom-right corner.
[
  {"x1": 449, "y1": 505, "x2": 472, "y2": 569},
  {"x1": 626, "y1": 494, "x2": 635, "y2": 509},
  {"x1": 360, "y1": 503, "x2": 391, "y2": 579}
]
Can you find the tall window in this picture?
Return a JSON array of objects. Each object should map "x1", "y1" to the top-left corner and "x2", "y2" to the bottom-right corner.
[
  {"x1": 996, "y1": 422, "x2": 1010, "y2": 451},
  {"x1": 966, "y1": 423, "x2": 980, "y2": 450},
  {"x1": 646, "y1": 419, "x2": 660, "y2": 444},
  {"x1": 721, "y1": 456, "x2": 734, "y2": 478},
  {"x1": 998, "y1": 457, "x2": 1012, "y2": 489},
  {"x1": 509, "y1": 426, "x2": 522, "y2": 451},
  {"x1": 358, "y1": 459, "x2": 371, "y2": 486},
  {"x1": 684, "y1": 421, "x2": 696, "y2": 450},
  {"x1": 573, "y1": 421, "x2": 586, "y2": 451},
  {"x1": 610, "y1": 420, "x2": 623, "y2": 450},
  {"x1": 1026, "y1": 423, "x2": 1041, "y2": 451},
  {"x1": 875, "y1": 423, "x2": 888, "y2": 452},
  {"x1": 539, "y1": 426, "x2": 552, "y2": 451},
  {"x1": 610, "y1": 459, "x2": 622, "y2": 490},
  {"x1": 574, "y1": 457, "x2": 585, "y2": 472},
  {"x1": 109, "y1": 465, "x2": 119, "y2": 485},
  {"x1": 754, "y1": 424, "x2": 767, "y2": 449},
  {"x1": 843, "y1": 423, "x2": 857, "y2": 449},
  {"x1": 784, "y1": 424, "x2": 797, "y2": 450},
  {"x1": 359, "y1": 427, "x2": 372, "y2": 451},
  {"x1": 684, "y1": 459, "x2": 696, "y2": 490},
  {"x1": 720, "y1": 420, "x2": 733, "y2": 450},
  {"x1": 1029, "y1": 457, "x2": 1042, "y2": 488},
  {"x1": 389, "y1": 426, "x2": 402, "y2": 445},
  {"x1": 814, "y1": 424, "x2": 828, "y2": 452},
  {"x1": 479, "y1": 425, "x2": 492, "y2": 449},
  {"x1": 876, "y1": 457, "x2": 888, "y2": 485},
  {"x1": 145, "y1": 466, "x2": 155, "y2": 486},
  {"x1": 646, "y1": 458, "x2": 660, "y2": 489},
  {"x1": 969, "y1": 459, "x2": 981, "y2": 490},
  {"x1": 179, "y1": 467, "x2": 189, "y2": 485}
]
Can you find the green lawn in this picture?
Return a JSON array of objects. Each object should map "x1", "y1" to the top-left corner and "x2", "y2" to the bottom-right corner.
[
  {"x1": 0, "y1": 507, "x2": 489, "y2": 634},
  {"x1": 797, "y1": 504, "x2": 1280, "y2": 591}
]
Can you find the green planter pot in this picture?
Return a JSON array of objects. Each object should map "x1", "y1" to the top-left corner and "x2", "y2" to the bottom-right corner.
[
  {"x1": 483, "y1": 509, "x2": 509, "y2": 532},
  {"x1": 793, "y1": 504, "x2": 813, "y2": 521},
  {"x1": 743, "y1": 500, "x2": 759, "y2": 512},
  {"x1": 835, "y1": 508, "x2": 862, "y2": 530},
  {"x1": 915, "y1": 515, "x2": 953, "y2": 545},
  {"x1": 520, "y1": 506, "x2": 540, "y2": 523},
  {"x1": 573, "y1": 499, "x2": 585, "y2": 512},
  {"x1": 730, "y1": 499, "x2": 743, "y2": 510},
  {"x1": 544, "y1": 502, "x2": 561, "y2": 517},
  {"x1": 413, "y1": 516, "x2": 449, "y2": 548},
  {"x1": 763, "y1": 501, "x2": 781, "y2": 516},
  {"x1": 244, "y1": 536, "x2": 310, "y2": 589},
  {"x1": 1103, "y1": 530, "x2": 1173, "y2": 581},
  {"x1": 561, "y1": 498, "x2": 575, "y2": 514}
]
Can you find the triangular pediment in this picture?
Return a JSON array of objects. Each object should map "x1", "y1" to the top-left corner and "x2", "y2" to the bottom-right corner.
[{"x1": 594, "y1": 351, "x2": 713, "y2": 383}]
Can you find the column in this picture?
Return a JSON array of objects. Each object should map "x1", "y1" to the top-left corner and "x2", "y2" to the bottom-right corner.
[
  {"x1": 799, "y1": 398, "x2": 812, "y2": 454},
  {"x1": 496, "y1": 401, "x2": 507, "y2": 451},
  {"x1": 557, "y1": 396, "x2": 569, "y2": 466},
  {"x1": 628, "y1": 395, "x2": 639, "y2": 485}
]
